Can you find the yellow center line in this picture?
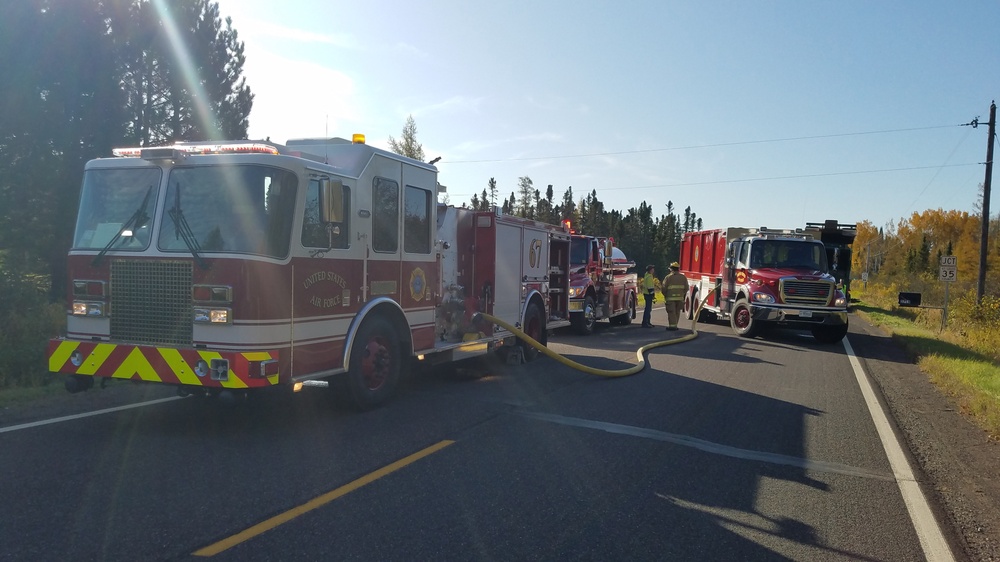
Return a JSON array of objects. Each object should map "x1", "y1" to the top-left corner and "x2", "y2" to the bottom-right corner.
[{"x1": 193, "y1": 439, "x2": 455, "y2": 557}]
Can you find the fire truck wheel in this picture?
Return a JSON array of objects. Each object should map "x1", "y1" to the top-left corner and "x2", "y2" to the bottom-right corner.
[
  {"x1": 520, "y1": 302, "x2": 546, "y2": 361},
  {"x1": 730, "y1": 298, "x2": 760, "y2": 338},
  {"x1": 811, "y1": 324, "x2": 848, "y2": 344},
  {"x1": 610, "y1": 293, "x2": 635, "y2": 326},
  {"x1": 573, "y1": 295, "x2": 598, "y2": 335},
  {"x1": 347, "y1": 316, "x2": 401, "y2": 410},
  {"x1": 683, "y1": 292, "x2": 695, "y2": 320}
]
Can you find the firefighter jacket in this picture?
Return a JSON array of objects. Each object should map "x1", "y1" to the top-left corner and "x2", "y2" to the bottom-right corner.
[{"x1": 661, "y1": 271, "x2": 688, "y2": 302}]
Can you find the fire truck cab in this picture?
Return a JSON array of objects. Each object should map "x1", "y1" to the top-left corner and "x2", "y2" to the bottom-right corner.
[{"x1": 567, "y1": 234, "x2": 638, "y2": 334}]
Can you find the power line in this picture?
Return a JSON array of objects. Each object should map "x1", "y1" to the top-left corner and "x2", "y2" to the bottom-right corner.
[
  {"x1": 446, "y1": 162, "x2": 982, "y2": 199},
  {"x1": 447, "y1": 124, "x2": 963, "y2": 164}
]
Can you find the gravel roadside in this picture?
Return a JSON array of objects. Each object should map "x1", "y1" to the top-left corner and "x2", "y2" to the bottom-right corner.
[{"x1": 849, "y1": 314, "x2": 1000, "y2": 562}]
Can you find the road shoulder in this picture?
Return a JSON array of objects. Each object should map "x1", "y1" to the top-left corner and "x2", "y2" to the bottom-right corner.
[{"x1": 849, "y1": 314, "x2": 1000, "y2": 562}]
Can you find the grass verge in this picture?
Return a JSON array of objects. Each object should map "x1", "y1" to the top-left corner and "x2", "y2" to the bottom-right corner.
[
  {"x1": 853, "y1": 302, "x2": 1000, "y2": 439},
  {"x1": 0, "y1": 383, "x2": 65, "y2": 409}
]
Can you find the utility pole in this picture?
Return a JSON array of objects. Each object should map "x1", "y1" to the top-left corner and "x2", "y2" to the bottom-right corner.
[{"x1": 978, "y1": 101, "x2": 996, "y2": 305}]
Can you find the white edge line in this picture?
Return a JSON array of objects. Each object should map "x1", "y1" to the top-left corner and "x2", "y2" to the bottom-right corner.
[
  {"x1": 0, "y1": 396, "x2": 183, "y2": 434},
  {"x1": 843, "y1": 336, "x2": 955, "y2": 562}
]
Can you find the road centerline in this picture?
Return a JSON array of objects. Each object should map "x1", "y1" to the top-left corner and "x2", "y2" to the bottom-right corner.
[{"x1": 192, "y1": 439, "x2": 455, "y2": 557}]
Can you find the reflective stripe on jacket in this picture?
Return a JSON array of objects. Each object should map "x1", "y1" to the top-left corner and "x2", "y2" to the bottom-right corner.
[{"x1": 662, "y1": 272, "x2": 687, "y2": 302}]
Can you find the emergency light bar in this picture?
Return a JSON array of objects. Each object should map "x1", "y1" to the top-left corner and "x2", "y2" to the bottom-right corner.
[{"x1": 112, "y1": 142, "x2": 281, "y2": 158}]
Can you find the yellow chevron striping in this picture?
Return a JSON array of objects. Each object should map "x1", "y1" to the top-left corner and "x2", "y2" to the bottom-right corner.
[
  {"x1": 76, "y1": 343, "x2": 117, "y2": 376},
  {"x1": 158, "y1": 348, "x2": 202, "y2": 386},
  {"x1": 198, "y1": 350, "x2": 248, "y2": 389},
  {"x1": 49, "y1": 341, "x2": 79, "y2": 372},
  {"x1": 242, "y1": 352, "x2": 273, "y2": 361},
  {"x1": 113, "y1": 347, "x2": 162, "y2": 382}
]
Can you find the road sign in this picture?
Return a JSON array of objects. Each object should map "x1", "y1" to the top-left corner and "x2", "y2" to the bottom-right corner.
[{"x1": 939, "y1": 255, "x2": 957, "y2": 282}]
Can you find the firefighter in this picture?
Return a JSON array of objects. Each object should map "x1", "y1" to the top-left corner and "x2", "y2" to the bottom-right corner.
[
  {"x1": 661, "y1": 261, "x2": 688, "y2": 331},
  {"x1": 641, "y1": 265, "x2": 656, "y2": 328}
]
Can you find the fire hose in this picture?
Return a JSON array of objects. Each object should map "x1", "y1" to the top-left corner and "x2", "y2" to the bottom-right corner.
[{"x1": 475, "y1": 290, "x2": 712, "y2": 378}]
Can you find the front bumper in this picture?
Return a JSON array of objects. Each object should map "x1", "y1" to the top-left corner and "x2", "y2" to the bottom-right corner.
[
  {"x1": 47, "y1": 339, "x2": 282, "y2": 389},
  {"x1": 749, "y1": 305, "x2": 847, "y2": 327}
]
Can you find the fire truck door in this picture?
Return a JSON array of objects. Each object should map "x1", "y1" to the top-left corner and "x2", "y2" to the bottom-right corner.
[
  {"x1": 368, "y1": 175, "x2": 403, "y2": 303},
  {"x1": 720, "y1": 240, "x2": 740, "y2": 312}
]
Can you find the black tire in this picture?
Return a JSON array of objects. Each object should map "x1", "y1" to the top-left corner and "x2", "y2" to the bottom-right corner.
[
  {"x1": 730, "y1": 298, "x2": 760, "y2": 338},
  {"x1": 347, "y1": 316, "x2": 401, "y2": 410},
  {"x1": 520, "y1": 301, "x2": 546, "y2": 361},
  {"x1": 572, "y1": 294, "x2": 598, "y2": 335},
  {"x1": 811, "y1": 324, "x2": 848, "y2": 344},
  {"x1": 624, "y1": 292, "x2": 636, "y2": 325}
]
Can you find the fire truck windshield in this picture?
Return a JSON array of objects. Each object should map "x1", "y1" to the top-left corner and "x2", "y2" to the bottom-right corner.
[
  {"x1": 157, "y1": 165, "x2": 298, "y2": 258},
  {"x1": 73, "y1": 168, "x2": 161, "y2": 251},
  {"x1": 570, "y1": 238, "x2": 590, "y2": 265},
  {"x1": 749, "y1": 240, "x2": 828, "y2": 272}
]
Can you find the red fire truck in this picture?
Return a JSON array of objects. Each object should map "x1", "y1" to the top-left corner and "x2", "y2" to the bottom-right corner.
[
  {"x1": 47, "y1": 135, "x2": 572, "y2": 409},
  {"x1": 678, "y1": 227, "x2": 849, "y2": 343},
  {"x1": 567, "y1": 233, "x2": 638, "y2": 334}
]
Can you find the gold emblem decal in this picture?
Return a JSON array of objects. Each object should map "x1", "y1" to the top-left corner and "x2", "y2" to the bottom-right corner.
[
  {"x1": 410, "y1": 268, "x2": 427, "y2": 301},
  {"x1": 735, "y1": 270, "x2": 747, "y2": 284}
]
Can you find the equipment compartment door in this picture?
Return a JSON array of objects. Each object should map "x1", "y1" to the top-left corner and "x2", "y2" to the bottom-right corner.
[{"x1": 493, "y1": 221, "x2": 523, "y2": 326}]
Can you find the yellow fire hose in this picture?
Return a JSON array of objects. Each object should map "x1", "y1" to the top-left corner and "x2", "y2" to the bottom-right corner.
[{"x1": 476, "y1": 291, "x2": 711, "y2": 378}]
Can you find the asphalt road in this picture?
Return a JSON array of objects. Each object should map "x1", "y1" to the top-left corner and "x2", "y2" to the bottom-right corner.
[{"x1": 0, "y1": 310, "x2": 953, "y2": 561}]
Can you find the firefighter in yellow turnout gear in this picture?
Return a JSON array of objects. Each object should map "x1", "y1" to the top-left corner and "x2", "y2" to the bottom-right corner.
[{"x1": 661, "y1": 262, "x2": 688, "y2": 330}]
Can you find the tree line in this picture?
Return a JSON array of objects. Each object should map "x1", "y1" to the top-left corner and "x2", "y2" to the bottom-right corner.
[
  {"x1": 468, "y1": 179, "x2": 703, "y2": 275},
  {"x1": 853, "y1": 204, "x2": 1000, "y2": 299},
  {"x1": 0, "y1": 0, "x2": 252, "y2": 387}
]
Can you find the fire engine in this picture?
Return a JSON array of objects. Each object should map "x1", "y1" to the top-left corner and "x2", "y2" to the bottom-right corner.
[
  {"x1": 678, "y1": 227, "x2": 849, "y2": 343},
  {"x1": 567, "y1": 231, "x2": 638, "y2": 334},
  {"x1": 46, "y1": 135, "x2": 572, "y2": 409}
]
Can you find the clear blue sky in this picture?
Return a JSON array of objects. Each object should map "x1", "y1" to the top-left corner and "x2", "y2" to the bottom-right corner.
[{"x1": 214, "y1": 0, "x2": 1000, "y2": 231}]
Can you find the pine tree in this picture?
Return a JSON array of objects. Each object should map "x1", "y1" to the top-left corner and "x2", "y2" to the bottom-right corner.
[{"x1": 387, "y1": 115, "x2": 425, "y2": 160}]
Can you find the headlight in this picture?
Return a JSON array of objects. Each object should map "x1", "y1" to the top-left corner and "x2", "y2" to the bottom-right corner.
[
  {"x1": 569, "y1": 286, "x2": 585, "y2": 298},
  {"x1": 194, "y1": 307, "x2": 231, "y2": 323},
  {"x1": 751, "y1": 292, "x2": 775, "y2": 304},
  {"x1": 72, "y1": 301, "x2": 105, "y2": 316},
  {"x1": 835, "y1": 297, "x2": 847, "y2": 307}
]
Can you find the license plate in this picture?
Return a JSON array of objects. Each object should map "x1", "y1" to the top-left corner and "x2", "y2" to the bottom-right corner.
[{"x1": 799, "y1": 310, "x2": 813, "y2": 318}]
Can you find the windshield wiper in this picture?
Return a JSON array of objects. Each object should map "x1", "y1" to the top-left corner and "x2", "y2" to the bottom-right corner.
[
  {"x1": 92, "y1": 186, "x2": 153, "y2": 267},
  {"x1": 167, "y1": 182, "x2": 209, "y2": 270}
]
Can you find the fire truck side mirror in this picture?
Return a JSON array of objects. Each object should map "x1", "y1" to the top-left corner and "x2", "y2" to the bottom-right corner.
[{"x1": 319, "y1": 178, "x2": 344, "y2": 224}]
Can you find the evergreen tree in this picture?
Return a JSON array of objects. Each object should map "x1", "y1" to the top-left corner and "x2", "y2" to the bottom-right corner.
[
  {"x1": 116, "y1": 0, "x2": 253, "y2": 144},
  {"x1": 487, "y1": 177, "x2": 498, "y2": 208},
  {"x1": 388, "y1": 114, "x2": 425, "y2": 160},
  {"x1": 516, "y1": 176, "x2": 533, "y2": 218}
]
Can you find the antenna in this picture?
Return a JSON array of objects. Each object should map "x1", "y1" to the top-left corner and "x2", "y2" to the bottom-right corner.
[{"x1": 325, "y1": 114, "x2": 329, "y2": 164}]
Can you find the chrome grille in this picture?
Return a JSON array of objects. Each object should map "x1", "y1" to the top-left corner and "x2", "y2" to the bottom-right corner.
[
  {"x1": 780, "y1": 279, "x2": 832, "y2": 305},
  {"x1": 110, "y1": 260, "x2": 193, "y2": 346}
]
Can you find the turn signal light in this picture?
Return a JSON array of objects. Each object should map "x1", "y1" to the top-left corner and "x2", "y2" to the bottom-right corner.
[
  {"x1": 192, "y1": 285, "x2": 232, "y2": 303},
  {"x1": 73, "y1": 280, "x2": 106, "y2": 297}
]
